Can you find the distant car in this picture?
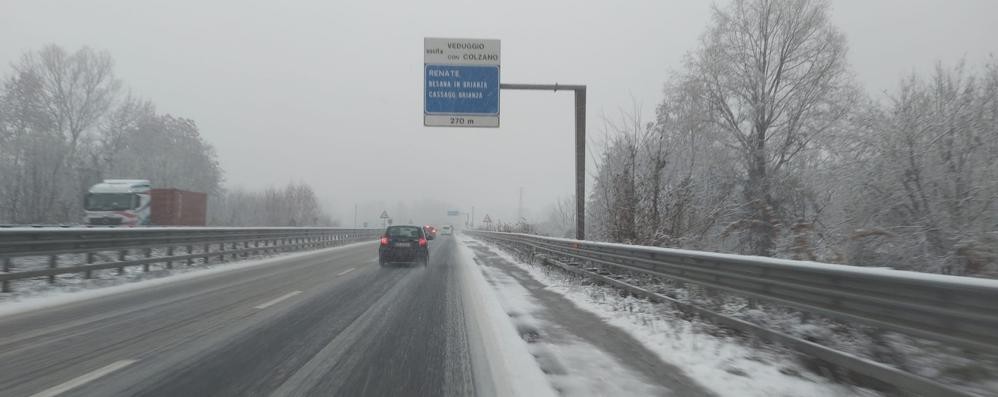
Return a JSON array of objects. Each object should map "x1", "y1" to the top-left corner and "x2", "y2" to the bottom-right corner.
[
  {"x1": 440, "y1": 225, "x2": 453, "y2": 235},
  {"x1": 424, "y1": 225, "x2": 438, "y2": 239},
  {"x1": 379, "y1": 225, "x2": 430, "y2": 267}
]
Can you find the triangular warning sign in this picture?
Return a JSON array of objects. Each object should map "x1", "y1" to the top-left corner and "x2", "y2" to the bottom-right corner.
[
  {"x1": 483, "y1": 214, "x2": 492, "y2": 223},
  {"x1": 379, "y1": 210, "x2": 389, "y2": 219}
]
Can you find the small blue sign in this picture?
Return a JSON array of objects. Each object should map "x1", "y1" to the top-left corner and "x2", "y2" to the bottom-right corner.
[{"x1": 424, "y1": 65, "x2": 499, "y2": 116}]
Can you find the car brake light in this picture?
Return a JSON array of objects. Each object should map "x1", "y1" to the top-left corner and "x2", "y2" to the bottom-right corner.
[
  {"x1": 418, "y1": 237, "x2": 427, "y2": 247},
  {"x1": 380, "y1": 236, "x2": 389, "y2": 246}
]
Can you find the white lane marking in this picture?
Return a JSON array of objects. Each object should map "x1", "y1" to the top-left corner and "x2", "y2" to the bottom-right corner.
[
  {"x1": 336, "y1": 268, "x2": 356, "y2": 277},
  {"x1": 31, "y1": 359, "x2": 138, "y2": 397},
  {"x1": 253, "y1": 291, "x2": 302, "y2": 310}
]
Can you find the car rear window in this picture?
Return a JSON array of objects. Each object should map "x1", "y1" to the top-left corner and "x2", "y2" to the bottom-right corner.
[{"x1": 386, "y1": 226, "x2": 422, "y2": 238}]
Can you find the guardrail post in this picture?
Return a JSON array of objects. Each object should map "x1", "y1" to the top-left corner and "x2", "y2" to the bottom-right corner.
[
  {"x1": 231, "y1": 242, "x2": 238, "y2": 260},
  {"x1": 117, "y1": 250, "x2": 126, "y2": 274},
  {"x1": 2, "y1": 256, "x2": 11, "y2": 292},
  {"x1": 204, "y1": 243, "x2": 211, "y2": 265},
  {"x1": 85, "y1": 252, "x2": 95, "y2": 279},
  {"x1": 166, "y1": 246, "x2": 174, "y2": 269},
  {"x1": 143, "y1": 248, "x2": 152, "y2": 272},
  {"x1": 187, "y1": 245, "x2": 194, "y2": 266},
  {"x1": 219, "y1": 242, "x2": 226, "y2": 263},
  {"x1": 48, "y1": 255, "x2": 58, "y2": 284}
]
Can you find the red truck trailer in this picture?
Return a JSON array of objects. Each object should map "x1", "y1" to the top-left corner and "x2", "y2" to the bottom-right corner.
[{"x1": 149, "y1": 189, "x2": 208, "y2": 226}]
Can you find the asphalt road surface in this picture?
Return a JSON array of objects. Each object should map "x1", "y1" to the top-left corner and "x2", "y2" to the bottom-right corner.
[{"x1": 0, "y1": 236, "x2": 481, "y2": 397}]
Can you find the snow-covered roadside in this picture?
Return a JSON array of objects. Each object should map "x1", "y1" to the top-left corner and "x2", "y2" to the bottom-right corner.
[
  {"x1": 453, "y1": 235, "x2": 556, "y2": 397},
  {"x1": 474, "y1": 237, "x2": 878, "y2": 397},
  {"x1": 0, "y1": 241, "x2": 375, "y2": 318},
  {"x1": 458, "y1": 237, "x2": 670, "y2": 396}
]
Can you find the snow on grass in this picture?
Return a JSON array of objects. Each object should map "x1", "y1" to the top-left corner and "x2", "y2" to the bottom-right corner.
[
  {"x1": 454, "y1": 236, "x2": 556, "y2": 397},
  {"x1": 0, "y1": 241, "x2": 375, "y2": 318},
  {"x1": 476, "y1": 237, "x2": 879, "y2": 397}
]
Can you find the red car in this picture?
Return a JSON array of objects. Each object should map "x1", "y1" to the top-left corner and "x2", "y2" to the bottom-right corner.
[{"x1": 423, "y1": 225, "x2": 438, "y2": 239}]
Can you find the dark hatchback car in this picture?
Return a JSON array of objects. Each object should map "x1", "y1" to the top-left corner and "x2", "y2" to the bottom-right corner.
[{"x1": 379, "y1": 225, "x2": 430, "y2": 266}]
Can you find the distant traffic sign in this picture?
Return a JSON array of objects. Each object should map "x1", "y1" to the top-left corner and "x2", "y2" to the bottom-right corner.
[
  {"x1": 482, "y1": 214, "x2": 492, "y2": 223},
  {"x1": 447, "y1": 210, "x2": 459, "y2": 216},
  {"x1": 424, "y1": 38, "x2": 500, "y2": 128},
  {"x1": 379, "y1": 210, "x2": 389, "y2": 219}
]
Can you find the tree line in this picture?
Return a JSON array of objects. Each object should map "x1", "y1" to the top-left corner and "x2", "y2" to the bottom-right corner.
[
  {"x1": 0, "y1": 45, "x2": 335, "y2": 226},
  {"x1": 581, "y1": 0, "x2": 997, "y2": 276}
]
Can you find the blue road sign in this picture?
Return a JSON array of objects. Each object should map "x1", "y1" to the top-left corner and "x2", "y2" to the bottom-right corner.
[{"x1": 425, "y1": 65, "x2": 499, "y2": 115}]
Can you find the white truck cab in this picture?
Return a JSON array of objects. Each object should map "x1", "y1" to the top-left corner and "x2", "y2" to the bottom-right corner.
[{"x1": 84, "y1": 179, "x2": 152, "y2": 226}]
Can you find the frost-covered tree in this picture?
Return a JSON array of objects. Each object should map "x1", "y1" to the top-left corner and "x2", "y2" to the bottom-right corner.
[
  {"x1": 0, "y1": 45, "x2": 121, "y2": 222},
  {"x1": 209, "y1": 182, "x2": 335, "y2": 227},
  {"x1": 0, "y1": 69, "x2": 58, "y2": 223},
  {"x1": 690, "y1": 0, "x2": 854, "y2": 255},
  {"x1": 0, "y1": 45, "x2": 225, "y2": 224},
  {"x1": 844, "y1": 61, "x2": 998, "y2": 275},
  {"x1": 102, "y1": 113, "x2": 223, "y2": 195}
]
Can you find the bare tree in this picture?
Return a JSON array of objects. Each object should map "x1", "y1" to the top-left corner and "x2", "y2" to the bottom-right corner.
[
  {"x1": 690, "y1": 0, "x2": 854, "y2": 255},
  {"x1": 209, "y1": 182, "x2": 336, "y2": 227},
  {"x1": 845, "y1": 60, "x2": 998, "y2": 275},
  {"x1": 0, "y1": 70, "x2": 57, "y2": 222},
  {"x1": 1, "y1": 45, "x2": 122, "y2": 222}
]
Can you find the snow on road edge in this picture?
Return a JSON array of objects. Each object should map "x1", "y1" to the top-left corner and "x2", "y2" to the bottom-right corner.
[
  {"x1": 476, "y1": 237, "x2": 877, "y2": 397},
  {"x1": 455, "y1": 235, "x2": 557, "y2": 397},
  {"x1": 465, "y1": 238, "x2": 672, "y2": 396},
  {"x1": 0, "y1": 241, "x2": 376, "y2": 318}
]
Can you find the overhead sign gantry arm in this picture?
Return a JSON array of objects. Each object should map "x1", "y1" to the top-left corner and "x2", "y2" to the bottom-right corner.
[{"x1": 499, "y1": 83, "x2": 586, "y2": 240}]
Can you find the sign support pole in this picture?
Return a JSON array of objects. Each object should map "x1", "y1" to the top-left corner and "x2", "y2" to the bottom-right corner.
[{"x1": 499, "y1": 83, "x2": 586, "y2": 240}]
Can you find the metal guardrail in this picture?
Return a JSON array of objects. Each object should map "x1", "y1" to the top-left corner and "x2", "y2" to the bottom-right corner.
[
  {"x1": 470, "y1": 231, "x2": 998, "y2": 397},
  {"x1": 0, "y1": 227, "x2": 381, "y2": 292}
]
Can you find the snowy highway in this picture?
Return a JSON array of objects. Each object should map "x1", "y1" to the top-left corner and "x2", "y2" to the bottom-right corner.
[
  {"x1": 0, "y1": 236, "x2": 509, "y2": 396},
  {"x1": 0, "y1": 233, "x2": 719, "y2": 397},
  {"x1": 1, "y1": 230, "x2": 994, "y2": 396}
]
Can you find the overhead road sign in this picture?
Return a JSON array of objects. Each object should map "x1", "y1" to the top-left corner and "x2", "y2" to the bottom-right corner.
[
  {"x1": 424, "y1": 38, "x2": 500, "y2": 128},
  {"x1": 447, "y1": 210, "x2": 459, "y2": 216}
]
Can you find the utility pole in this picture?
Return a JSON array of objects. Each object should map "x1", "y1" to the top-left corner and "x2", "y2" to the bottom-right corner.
[{"x1": 518, "y1": 187, "x2": 523, "y2": 222}]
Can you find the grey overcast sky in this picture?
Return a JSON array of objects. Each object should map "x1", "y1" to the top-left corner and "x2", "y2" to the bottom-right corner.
[{"x1": 2, "y1": 0, "x2": 996, "y2": 225}]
